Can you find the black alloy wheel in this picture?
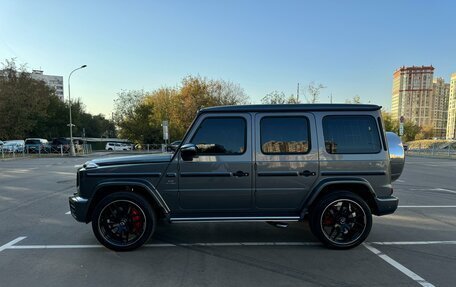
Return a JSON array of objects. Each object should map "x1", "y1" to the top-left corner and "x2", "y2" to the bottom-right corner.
[
  {"x1": 92, "y1": 192, "x2": 156, "y2": 251},
  {"x1": 309, "y1": 191, "x2": 372, "y2": 249}
]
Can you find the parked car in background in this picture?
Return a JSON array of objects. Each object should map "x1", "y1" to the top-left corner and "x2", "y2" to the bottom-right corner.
[
  {"x1": 105, "y1": 142, "x2": 130, "y2": 151},
  {"x1": 167, "y1": 140, "x2": 182, "y2": 152},
  {"x1": 1, "y1": 140, "x2": 25, "y2": 153},
  {"x1": 51, "y1": 138, "x2": 70, "y2": 153},
  {"x1": 25, "y1": 138, "x2": 51, "y2": 153},
  {"x1": 119, "y1": 143, "x2": 132, "y2": 150}
]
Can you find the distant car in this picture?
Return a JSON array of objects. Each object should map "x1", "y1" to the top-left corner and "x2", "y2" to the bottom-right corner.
[
  {"x1": 25, "y1": 138, "x2": 50, "y2": 153},
  {"x1": 105, "y1": 142, "x2": 130, "y2": 151},
  {"x1": 2, "y1": 140, "x2": 25, "y2": 153},
  {"x1": 167, "y1": 140, "x2": 182, "y2": 152},
  {"x1": 51, "y1": 138, "x2": 70, "y2": 153}
]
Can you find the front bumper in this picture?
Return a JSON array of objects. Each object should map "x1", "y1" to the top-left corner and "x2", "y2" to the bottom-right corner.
[
  {"x1": 69, "y1": 195, "x2": 89, "y2": 222},
  {"x1": 374, "y1": 196, "x2": 399, "y2": 216}
]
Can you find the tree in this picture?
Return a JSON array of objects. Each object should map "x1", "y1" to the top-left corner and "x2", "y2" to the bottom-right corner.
[
  {"x1": 305, "y1": 81, "x2": 326, "y2": 103},
  {"x1": 345, "y1": 95, "x2": 361, "y2": 104},
  {"x1": 381, "y1": 111, "x2": 421, "y2": 142},
  {"x1": 415, "y1": 125, "x2": 434, "y2": 140},
  {"x1": 112, "y1": 76, "x2": 248, "y2": 143},
  {"x1": 261, "y1": 91, "x2": 300, "y2": 104},
  {"x1": 0, "y1": 58, "x2": 116, "y2": 140},
  {"x1": 0, "y1": 59, "x2": 52, "y2": 139}
]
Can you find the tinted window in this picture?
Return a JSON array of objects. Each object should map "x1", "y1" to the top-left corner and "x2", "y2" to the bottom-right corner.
[
  {"x1": 25, "y1": 140, "x2": 40, "y2": 145},
  {"x1": 323, "y1": 116, "x2": 381, "y2": 154},
  {"x1": 261, "y1": 117, "x2": 310, "y2": 154},
  {"x1": 191, "y1": 117, "x2": 246, "y2": 155}
]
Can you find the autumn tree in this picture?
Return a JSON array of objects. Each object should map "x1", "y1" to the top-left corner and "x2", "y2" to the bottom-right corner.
[{"x1": 113, "y1": 76, "x2": 248, "y2": 143}]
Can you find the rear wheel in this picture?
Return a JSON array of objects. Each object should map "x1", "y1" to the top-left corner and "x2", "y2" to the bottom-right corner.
[
  {"x1": 92, "y1": 192, "x2": 156, "y2": 251},
  {"x1": 309, "y1": 191, "x2": 372, "y2": 249}
]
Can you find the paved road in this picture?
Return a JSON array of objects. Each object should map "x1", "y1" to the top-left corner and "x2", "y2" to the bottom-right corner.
[{"x1": 0, "y1": 155, "x2": 455, "y2": 286}]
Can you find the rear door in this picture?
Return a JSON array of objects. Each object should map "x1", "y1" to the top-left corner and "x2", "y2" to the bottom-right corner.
[{"x1": 254, "y1": 113, "x2": 319, "y2": 211}]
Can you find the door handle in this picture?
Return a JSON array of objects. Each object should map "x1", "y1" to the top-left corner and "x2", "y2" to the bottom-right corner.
[
  {"x1": 300, "y1": 170, "x2": 316, "y2": 177},
  {"x1": 233, "y1": 170, "x2": 249, "y2": 177}
]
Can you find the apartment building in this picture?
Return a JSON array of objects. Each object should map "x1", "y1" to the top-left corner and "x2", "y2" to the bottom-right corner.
[
  {"x1": 30, "y1": 70, "x2": 64, "y2": 101},
  {"x1": 391, "y1": 66, "x2": 435, "y2": 127},
  {"x1": 432, "y1": 78, "x2": 450, "y2": 138},
  {"x1": 447, "y1": 73, "x2": 456, "y2": 139}
]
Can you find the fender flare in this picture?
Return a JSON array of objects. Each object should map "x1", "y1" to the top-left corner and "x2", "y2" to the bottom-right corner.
[
  {"x1": 300, "y1": 177, "x2": 377, "y2": 218},
  {"x1": 91, "y1": 179, "x2": 170, "y2": 214}
]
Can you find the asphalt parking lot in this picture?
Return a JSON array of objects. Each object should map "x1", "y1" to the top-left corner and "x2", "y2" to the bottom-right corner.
[{"x1": 0, "y1": 155, "x2": 455, "y2": 287}]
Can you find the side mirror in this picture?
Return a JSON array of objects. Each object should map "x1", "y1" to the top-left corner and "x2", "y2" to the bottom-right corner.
[{"x1": 180, "y1": 143, "x2": 197, "y2": 161}]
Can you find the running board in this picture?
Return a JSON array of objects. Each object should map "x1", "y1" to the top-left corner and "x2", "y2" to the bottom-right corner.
[{"x1": 169, "y1": 216, "x2": 300, "y2": 223}]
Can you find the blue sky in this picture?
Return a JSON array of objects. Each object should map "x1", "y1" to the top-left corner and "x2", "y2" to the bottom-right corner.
[{"x1": 1, "y1": 0, "x2": 455, "y2": 116}]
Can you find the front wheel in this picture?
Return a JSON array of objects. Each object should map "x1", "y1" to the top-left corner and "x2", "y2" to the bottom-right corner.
[
  {"x1": 92, "y1": 192, "x2": 156, "y2": 251},
  {"x1": 309, "y1": 191, "x2": 372, "y2": 249}
]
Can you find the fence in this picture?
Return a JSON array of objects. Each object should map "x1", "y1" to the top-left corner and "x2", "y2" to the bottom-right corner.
[
  {"x1": 406, "y1": 144, "x2": 456, "y2": 159},
  {"x1": 98, "y1": 144, "x2": 169, "y2": 153},
  {"x1": 1, "y1": 144, "x2": 93, "y2": 159}
]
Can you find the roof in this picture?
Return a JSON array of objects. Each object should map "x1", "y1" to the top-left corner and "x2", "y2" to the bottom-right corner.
[{"x1": 200, "y1": 104, "x2": 382, "y2": 114}]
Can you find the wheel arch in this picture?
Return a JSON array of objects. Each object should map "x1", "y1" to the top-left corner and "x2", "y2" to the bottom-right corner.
[
  {"x1": 302, "y1": 178, "x2": 379, "y2": 218},
  {"x1": 86, "y1": 180, "x2": 170, "y2": 223}
]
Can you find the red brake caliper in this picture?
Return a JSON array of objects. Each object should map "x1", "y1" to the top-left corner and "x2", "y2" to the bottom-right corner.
[{"x1": 131, "y1": 208, "x2": 143, "y2": 232}]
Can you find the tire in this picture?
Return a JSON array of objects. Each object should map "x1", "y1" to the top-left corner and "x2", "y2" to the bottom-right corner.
[
  {"x1": 91, "y1": 192, "x2": 156, "y2": 251},
  {"x1": 309, "y1": 191, "x2": 372, "y2": 249},
  {"x1": 108, "y1": 148, "x2": 113, "y2": 151}
]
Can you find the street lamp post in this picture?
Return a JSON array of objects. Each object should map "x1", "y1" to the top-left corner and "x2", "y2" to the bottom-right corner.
[{"x1": 68, "y1": 65, "x2": 87, "y2": 156}]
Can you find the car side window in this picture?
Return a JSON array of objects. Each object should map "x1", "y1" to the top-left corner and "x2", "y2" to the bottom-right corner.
[
  {"x1": 190, "y1": 117, "x2": 246, "y2": 155},
  {"x1": 323, "y1": 115, "x2": 381, "y2": 154},
  {"x1": 260, "y1": 116, "x2": 310, "y2": 154}
]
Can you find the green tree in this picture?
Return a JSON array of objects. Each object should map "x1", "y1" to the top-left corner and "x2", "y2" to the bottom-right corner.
[{"x1": 0, "y1": 59, "x2": 52, "y2": 139}]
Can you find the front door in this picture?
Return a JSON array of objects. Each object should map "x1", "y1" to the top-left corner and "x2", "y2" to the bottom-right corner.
[
  {"x1": 254, "y1": 113, "x2": 319, "y2": 212},
  {"x1": 178, "y1": 113, "x2": 253, "y2": 211}
]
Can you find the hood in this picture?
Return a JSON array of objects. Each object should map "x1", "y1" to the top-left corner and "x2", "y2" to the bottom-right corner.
[{"x1": 87, "y1": 153, "x2": 173, "y2": 167}]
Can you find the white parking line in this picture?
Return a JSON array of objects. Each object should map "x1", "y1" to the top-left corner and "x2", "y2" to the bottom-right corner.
[
  {"x1": 409, "y1": 188, "x2": 456, "y2": 194},
  {"x1": 0, "y1": 237, "x2": 27, "y2": 252},
  {"x1": 65, "y1": 211, "x2": 71, "y2": 215},
  {"x1": 363, "y1": 243, "x2": 435, "y2": 287},
  {"x1": 5, "y1": 242, "x2": 321, "y2": 250},
  {"x1": 5, "y1": 240, "x2": 456, "y2": 251},
  {"x1": 434, "y1": 188, "x2": 456, "y2": 194},
  {"x1": 74, "y1": 164, "x2": 83, "y2": 168},
  {"x1": 398, "y1": 205, "x2": 456, "y2": 208},
  {"x1": 372, "y1": 241, "x2": 456, "y2": 245}
]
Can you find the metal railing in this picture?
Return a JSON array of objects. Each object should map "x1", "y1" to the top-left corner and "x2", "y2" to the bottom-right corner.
[
  {"x1": 406, "y1": 144, "x2": 456, "y2": 159},
  {"x1": 1, "y1": 144, "x2": 93, "y2": 159},
  {"x1": 99, "y1": 144, "x2": 168, "y2": 153}
]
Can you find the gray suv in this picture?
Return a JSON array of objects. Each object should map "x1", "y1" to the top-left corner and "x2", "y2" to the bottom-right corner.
[{"x1": 69, "y1": 104, "x2": 404, "y2": 251}]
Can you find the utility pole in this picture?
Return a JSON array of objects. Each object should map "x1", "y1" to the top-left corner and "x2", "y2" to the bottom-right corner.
[
  {"x1": 330, "y1": 93, "x2": 333, "y2": 104},
  {"x1": 297, "y1": 83, "x2": 299, "y2": 102}
]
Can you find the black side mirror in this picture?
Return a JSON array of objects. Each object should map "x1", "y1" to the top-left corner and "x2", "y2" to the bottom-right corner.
[{"x1": 180, "y1": 143, "x2": 197, "y2": 161}]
